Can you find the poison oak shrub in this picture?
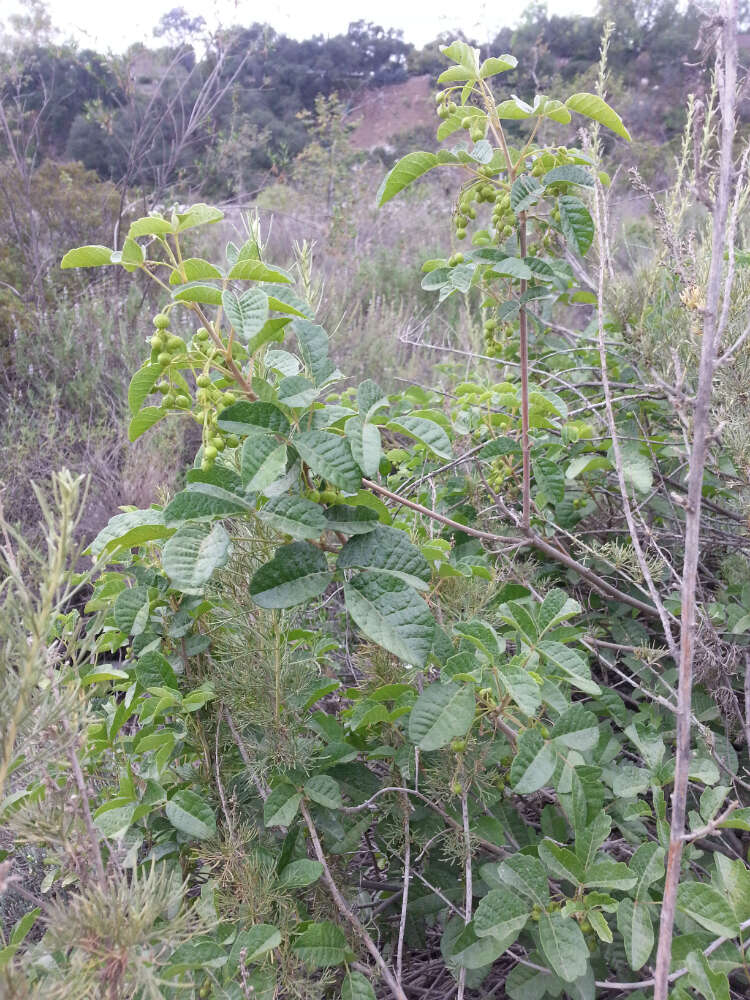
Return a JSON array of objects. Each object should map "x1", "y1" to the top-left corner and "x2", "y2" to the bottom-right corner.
[{"x1": 2, "y1": 36, "x2": 750, "y2": 1000}]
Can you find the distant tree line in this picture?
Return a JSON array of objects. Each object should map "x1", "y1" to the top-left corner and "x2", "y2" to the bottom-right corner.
[{"x1": 0, "y1": 1, "x2": 717, "y2": 199}]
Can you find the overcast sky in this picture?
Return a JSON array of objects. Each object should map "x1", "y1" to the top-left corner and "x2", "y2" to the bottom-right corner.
[{"x1": 8, "y1": 0, "x2": 598, "y2": 51}]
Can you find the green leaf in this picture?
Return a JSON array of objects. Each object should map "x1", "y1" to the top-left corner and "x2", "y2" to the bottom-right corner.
[
  {"x1": 341, "y1": 971, "x2": 376, "y2": 1000},
  {"x1": 439, "y1": 40, "x2": 480, "y2": 81},
  {"x1": 575, "y1": 812, "x2": 612, "y2": 869},
  {"x1": 294, "y1": 320, "x2": 336, "y2": 385},
  {"x1": 292, "y1": 921, "x2": 354, "y2": 967},
  {"x1": 278, "y1": 375, "x2": 318, "y2": 408},
  {"x1": 565, "y1": 93, "x2": 631, "y2": 141},
  {"x1": 495, "y1": 97, "x2": 534, "y2": 120},
  {"x1": 165, "y1": 789, "x2": 216, "y2": 839},
  {"x1": 114, "y1": 586, "x2": 150, "y2": 636},
  {"x1": 135, "y1": 650, "x2": 178, "y2": 690},
  {"x1": 583, "y1": 860, "x2": 636, "y2": 891},
  {"x1": 588, "y1": 909, "x2": 613, "y2": 944},
  {"x1": 169, "y1": 257, "x2": 223, "y2": 283},
  {"x1": 9, "y1": 908, "x2": 41, "y2": 950},
  {"x1": 60, "y1": 245, "x2": 114, "y2": 268},
  {"x1": 408, "y1": 681, "x2": 475, "y2": 751},
  {"x1": 714, "y1": 855, "x2": 750, "y2": 923},
  {"x1": 538, "y1": 840, "x2": 584, "y2": 885},
  {"x1": 488, "y1": 257, "x2": 533, "y2": 280},
  {"x1": 162, "y1": 522, "x2": 231, "y2": 594},
  {"x1": 566, "y1": 454, "x2": 612, "y2": 479},
  {"x1": 173, "y1": 283, "x2": 223, "y2": 305},
  {"x1": 93, "y1": 798, "x2": 137, "y2": 839},
  {"x1": 304, "y1": 774, "x2": 342, "y2": 809},
  {"x1": 164, "y1": 488, "x2": 252, "y2": 524},
  {"x1": 337, "y1": 525, "x2": 431, "y2": 590},
  {"x1": 532, "y1": 455, "x2": 566, "y2": 504},
  {"x1": 538, "y1": 641, "x2": 601, "y2": 695},
  {"x1": 293, "y1": 431, "x2": 362, "y2": 492},
  {"x1": 558, "y1": 195, "x2": 594, "y2": 256},
  {"x1": 222, "y1": 289, "x2": 269, "y2": 342},
  {"x1": 617, "y1": 443, "x2": 653, "y2": 494},
  {"x1": 676, "y1": 883, "x2": 739, "y2": 937},
  {"x1": 551, "y1": 705, "x2": 599, "y2": 751},
  {"x1": 264, "y1": 783, "x2": 301, "y2": 827},
  {"x1": 357, "y1": 379, "x2": 388, "y2": 419},
  {"x1": 174, "y1": 203, "x2": 224, "y2": 231},
  {"x1": 685, "y1": 951, "x2": 730, "y2": 1000},
  {"x1": 378, "y1": 151, "x2": 447, "y2": 206},
  {"x1": 128, "y1": 407, "x2": 164, "y2": 442},
  {"x1": 242, "y1": 436, "x2": 288, "y2": 492},
  {"x1": 505, "y1": 961, "x2": 563, "y2": 1000},
  {"x1": 511, "y1": 175, "x2": 544, "y2": 214},
  {"x1": 258, "y1": 495, "x2": 326, "y2": 540},
  {"x1": 617, "y1": 898, "x2": 653, "y2": 971},
  {"x1": 538, "y1": 911, "x2": 588, "y2": 982},
  {"x1": 454, "y1": 620, "x2": 504, "y2": 659},
  {"x1": 227, "y1": 258, "x2": 292, "y2": 282},
  {"x1": 538, "y1": 589, "x2": 582, "y2": 633},
  {"x1": 386, "y1": 415, "x2": 452, "y2": 460},
  {"x1": 345, "y1": 416, "x2": 381, "y2": 478},
  {"x1": 496, "y1": 659, "x2": 541, "y2": 716},
  {"x1": 128, "y1": 215, "x2": 173, "y2": 238},
  {"x1": 278, "y1": 859, "x2": 324, "y2": 889},
  {"x1": 345, "y1": 572, "x2": 435, "y2": 668},
  {"x1": 510, "y1": 729, "x2": 556, "y2": 793},
  {"x1": 112, "y1": 236, "x2": 144, "y2": 269},
  {"x1": 543, "y1": 165, "x2": 594, "y2": 188},
  {"x1": 323, "y1": 504, "x2": 378, "y2": 535},
  {"x1": 448, "y1": 921, "x2": 510, "y2": 969},
  {"x1": 229, "y1": 924, "x2": 281, "y2": 967},
  {"x1": 479, "y1": 54, "x2": 518, "y2": 78},
  {"x1": 218, "y1": 400, "x2": 290, "y2": 437},
  {"x1": 473, "y1": 888, "x2": 530, "y2": 941},
  {"x1": 630, "y1": 841, "x2": 666, "y2": 900},
  {"x1": 128, "y1": 364, "x2": 162, "y2": 415},
  {"x1": 250, "y1": 542, "x2": 332, "y2": 609}
]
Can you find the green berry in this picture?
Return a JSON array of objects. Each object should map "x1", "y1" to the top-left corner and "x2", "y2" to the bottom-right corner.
[
  {"x1": 447, "y1": 101, "x2": 457, "y2": 113},
  {"x1": 175, "y1": 394, "x2": 191, "y2": 409},
  {"x1": 204, "y1": 444, "x2": 218, "y2": 461},
  {"x1": 222, "y1": 392, "x2": 236, "y2": 406},
  {"x1": 211, "y1": 435, "x2": 226, "y2": 452},
  {"x1": 226, "y1": 434, "x2": 240, "y2": 448},
  {"x1": 167, "y1": 335, "x2": 183, "y2": 352},
  {"x1": 456, "y1": 228, "x2": 467, "y2": 240},
  {"x1": 453, "y1": 252, "x2": 464, "y2": 264},
  {"x1": 196, "y1": 374, "x2": 211, "y2": 388},
  {"x1": 461, "y1": 116, "x2": 472, "y2": 129},
  {"x1": 153, "y1": 313, "x2": 170, "y2": 329},
  {"x1": 196, "y1": 327, "x2": 210, "y2": 341},
  {"x1": 157, "y1": 381, "x2": 170, "y2": 395},
  {"x1": 163, "y1": 391, "x2": 176, "y2": 407},
  {"x1": 157, "y1": 351, "x2": 171, "y2": 367}
]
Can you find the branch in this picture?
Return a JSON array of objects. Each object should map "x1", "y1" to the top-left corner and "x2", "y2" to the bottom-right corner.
[
  {"x1": 653, "y1": 6, "x2": 739, "y2": 996},
  {"x1": 299, "y1": 800, "x2": 408, "y2": 1000}
]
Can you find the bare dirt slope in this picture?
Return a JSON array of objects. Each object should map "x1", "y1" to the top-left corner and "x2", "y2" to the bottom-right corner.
[{"x1": 348, "y1": 75, "x2": 433, "y2": 151}]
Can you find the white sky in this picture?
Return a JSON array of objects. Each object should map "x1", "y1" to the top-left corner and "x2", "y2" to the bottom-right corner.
[{"x1": 7, "y1": 0, "x2": 598, "y2": 52}]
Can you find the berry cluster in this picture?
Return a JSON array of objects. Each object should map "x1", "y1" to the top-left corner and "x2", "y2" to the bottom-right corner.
[{"x1": 149, "y1": 314, "x2": 241, "y2": 471}]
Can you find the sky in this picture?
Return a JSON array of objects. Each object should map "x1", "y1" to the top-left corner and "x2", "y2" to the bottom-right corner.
[{"x1": 7, "y1": 0, "x2": 599, "y2": 52}]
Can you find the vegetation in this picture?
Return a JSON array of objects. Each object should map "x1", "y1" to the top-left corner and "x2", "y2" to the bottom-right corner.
[{"x1": 3, "y1": 2, "x2": 750, "y2": 1000}]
